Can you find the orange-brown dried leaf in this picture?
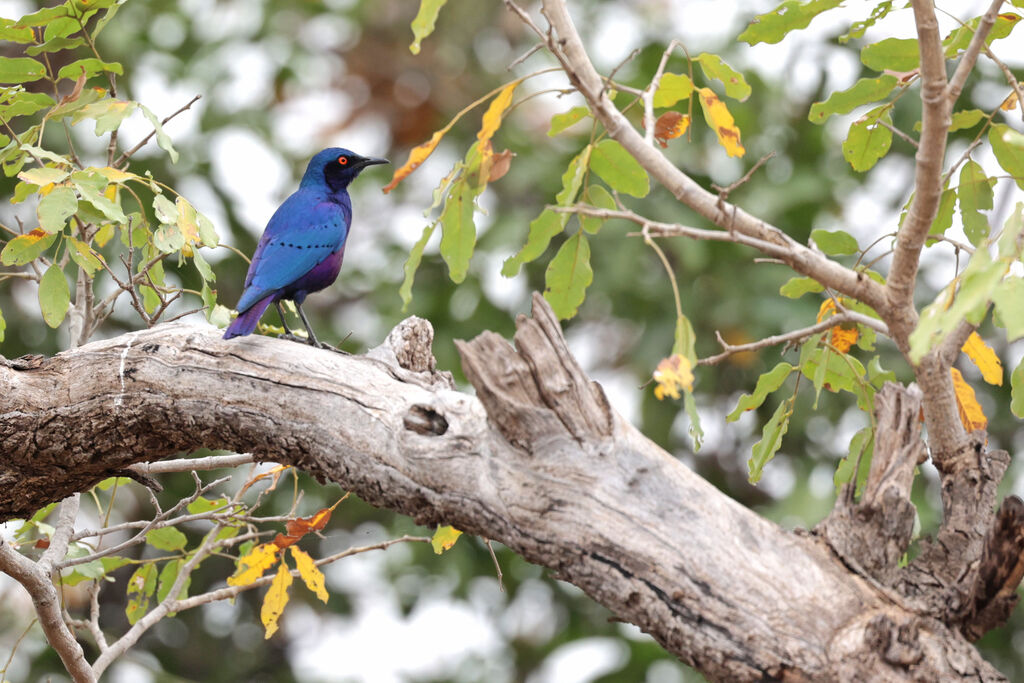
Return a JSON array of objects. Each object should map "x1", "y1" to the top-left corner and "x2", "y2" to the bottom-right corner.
[
  {"x1": 653, "y1": 354, "x2": 694, "y2": 400},
  {"x1": 830, "y1": 324, "x2": 859, "y2": 353},
  {"x1": 653, "y1": 111, "x2": 690, "y2": 147},
  {"x1": 383, "y1": 130, "x2": 445, "y2": 194},
  {"x1": 962, "y1": 331, "x2": 1003, "y2": 386},
  {"x1": 951, "y1": 368, "x2": 987, "y2": 432},
  {"x1": 238, "y1": 464, "x2": 290, "y2": 497},
  {"x1": 487, "y1": 148, "x2": 514, "y2": 182}
]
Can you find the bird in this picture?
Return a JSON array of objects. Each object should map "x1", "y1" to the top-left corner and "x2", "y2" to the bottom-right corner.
[{"x1": 222, "y1": 147, "x2": 388, "y2": 348}]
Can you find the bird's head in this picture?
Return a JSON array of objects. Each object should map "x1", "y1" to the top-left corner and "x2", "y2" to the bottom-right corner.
[{"x1": 301, "y1": 147, "x2": 389, "y2": 194}]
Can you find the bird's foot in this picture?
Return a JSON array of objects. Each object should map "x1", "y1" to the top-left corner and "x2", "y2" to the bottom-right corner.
[
  {"x1": 314, "y1": 340, "x2": 350, "y2": 355},
  {"x1": 277, "y1": 332, "x2": 310, "y2": 345}
]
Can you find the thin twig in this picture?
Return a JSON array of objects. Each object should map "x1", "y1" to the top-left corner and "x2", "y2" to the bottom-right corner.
[
  {"x1": 485, "y1": 539, "x2": 505, "y2": 592},
  {"x1": 699, "y1": 312, "x2": 887, "y2": 366},
  {"x1": 113, "y1": 94, "x2": 202, "y2": 168},
  {"x1": 711, "y1": 151, "x2": 777, "y2": 200},
  {"x1": 878, "y1": 118, "x2": 918, "y2": 148},
  {"x1": 131, "y1": 453, "x2": 257, "y2": 476}
]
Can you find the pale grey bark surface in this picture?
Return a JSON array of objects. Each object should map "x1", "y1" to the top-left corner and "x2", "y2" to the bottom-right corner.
[{"x1": 1, "y1": 294, "x2": 1011, "y2": 681}]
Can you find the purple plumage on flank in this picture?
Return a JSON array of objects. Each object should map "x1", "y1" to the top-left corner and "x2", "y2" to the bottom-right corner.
[{"x1": 222, "y1": 148, "x2": 387, "y2": 347}]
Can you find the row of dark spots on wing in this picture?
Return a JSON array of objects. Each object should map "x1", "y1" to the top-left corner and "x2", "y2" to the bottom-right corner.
[{"x1": 278, "y1": 242, "x2": 332, "y2": 249}]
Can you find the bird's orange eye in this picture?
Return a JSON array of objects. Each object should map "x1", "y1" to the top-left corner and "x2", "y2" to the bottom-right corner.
[{"x1": 338, "y1": 156, "x2": 348, "y2": 165}]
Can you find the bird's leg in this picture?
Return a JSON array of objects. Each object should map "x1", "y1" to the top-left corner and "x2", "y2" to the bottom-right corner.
[
  {"x1": 274, "y1": 302, "x2": 306, "y2": 344},
  {"x1": 294, "y1": 302, "x2": 331, "y2": 350}
]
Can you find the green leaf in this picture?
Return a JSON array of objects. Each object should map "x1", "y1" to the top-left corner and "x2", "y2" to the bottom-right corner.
[
  {"x1": 56, "y1": 58, "x2": 123, "y2": 82},
  {"x1": 748, "y1": 399, "x2": 791, "y2": 483},
  {"x1": 1012, "y1": 355, "x2": 1024, "y2": 418},
  {"x1": 72, "y1": 99, "x2": 137, "y2": 136},
  {"x1": 75, "y1": 180, "x2": 125, "y2": 224},
  {"x1": 727, "y1": 362, "x2": 794, "y2": 422},
  {"x1": 38, "y1": 264, "x2": 69, "y2": 328},
  {"x1": 146, "y1": 526, "x2": 187, "y2": 552},
  {"x1": 738, "y1": 0, "x2": 842, "y2": 45},
  {"x1": 439, "y1": 178, "x2": 477, "y2": 284},
  {"x1": 839, "y1": 1, "x2": 893, "y2": 43},
  {"x1": 192, "y1": 249, "x2": 215, "y2": 283},
  {"x1": 842, "y1": 106, "x2": 892, "y2": 172},
  {"x1": 186, "y1": 496, "x2": 228, "y2": 515},
  {"x1": 683, "y1": 390, "x2": 704, "y2": 451},
  {"x1": 0, "y1": 91, "x2": 56, "y2": 119},
  {"x1": 0, "y1": 18, "x2": 35, "y2": 42},
  {"x1": 779, "y1": 276, "x2": 824, "y2": 298},
  {"x1": 543, "y1": 232, "x2": 593, "y2": 320},
  {"x1": 673, "y1": 314, "x2": 698, "y2": 364},
  {"x1": 997, "y1": 203, "x2": 1024, "y2": 259},
  {"x1": 548, "y1": 105, "x2": 591, "y2": 136},
  {"x1": 197, "y1": 211, "x2": 218, "y2": 247},
  {"x1": 13, "y1": 5, "x2": 68, "y2": 28},
  {"x1": 928, "y1": 188, "x2": 956, "y2": 236},
  {"x1": 860, "y1": 38, "x2": 920, "y2": 72},
  {"x1": 579, "y1": 184, "x2": 616, "y2": 235},
  {"x1": 156, "y1": 559, "x2": 191, "y2": 607},
  {"x1": 993, "y1": 277, "x2": 1024, "y2": 342},
  {"x1": 914, "y1": 108, "x2": 987, "y2": 134},
  {"x1": 67, "y1": 236, "x2": 103, "y2": 276},
  {"x1": 696, "y1": 54, "x2": 750, "y2": 101},
  {"x1": 910, "y1": 250, "x2": 1006, "y2": 362},
  {"x1": 125, "y1": 564, "x2": 157, "y2": 625},
  {"x1": 0, "y1": 57, "x2": 46, "y2": 83},
  {"x1": 944, "y1": 12, "x2": 1022, "y2": 56},
  {"x1": 589, "y1": 139, "x2": 649, "y2": 198},
  {"x1": 810, "y1": 228, "x2": 859, "y2": 256},
  {"x1": 1, "y1": 230, "x2": 58, "y2": 266},
  {"x1": 867, "y1": 356, "x2": 897, "y2": 389},
  {"x1": 808, "y1": 75, "x2": 898, "y2": 124},
  {"x1": 25, "y1": 36, "x2": 85, "y2": 56},
  {"x1": 409, "y1": 0, "x2": 447, "y2": 54},
  {"x1": 652, "y1": 73, "x2": 694, "y2": 108},
  {"x1": 37, "y1": 186, "x2": 78, "y2": 233},
  {"x1": 799, "y1": 346, "x2": 868, "y2": 400},
  {"x1": 990, "y1": 123, "x2": 1024, "y2": 190},
  {"x1": 153, "y1": 223, "x2": 185, "y2": 254},
  {"x1": 502, "y1": 209, "x2": 563, "y2": 277},
  {"x1": 834, "y1": 426, "x2": 874, "y2": 494},
  {"x1": 502, "y1": 146, "x2": 591, "y2": 276},
  {"x1": 0, "y1": 304, "x2": 5, "y2": 342},
  {"x1": 153, "y1": 193, "x2": 177, "y2": 225},
  {"x1": 958, "y1": 160, "x2": 993, "y2": 246},
  {"x1": 140, "y1": 104, "x2": 179, "y2": 163},
  {"x1": 46, "y1": 86, "x2": 106, "y2": 119},
  {"x1": 400, "y1": 222, "x2": 436, "y2": 310}
]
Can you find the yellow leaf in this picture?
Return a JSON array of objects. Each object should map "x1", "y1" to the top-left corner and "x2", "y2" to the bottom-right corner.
[
  {"x1": 383, "y1": 130, "x2": 445, "y2": 194},
  {"x1": 431, "y1": 525, "x2": 462, "y2": 554},
  {"x1": 477, "y1": 80, "x2": 521, "y2": 146},
  {"x1": 653, "y1": 354, "x2": 694, "y2": 400},
  {"x1": 961, "y1": 331, "x2": 1002, "y2": 386},
  {"x1": 1001, "y1": 90, "x2": 1019, "y2": 111},
  {"x1": 817, "y1": 298, "x2": 836, "y2": 322},
  {"x1": 951, "y1": 368, "x2": 987, "y2": 432},
  {"x1": 261, "y1": 561, "x2": 293, "y2": 639},
  {"x1": 290, "y1": 546, "x2": 328, "y2": 603},
  {"x1": 92, "y1": 166, "x2": 137, "y2": 183},
  {"x1": 227, "y1": 542, "x2": 281, "y2": 587},
  {"x1": 697, "y1": 87, "x2": 745, "y2": 158}
]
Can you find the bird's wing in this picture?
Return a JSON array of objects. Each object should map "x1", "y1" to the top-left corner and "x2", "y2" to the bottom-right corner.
[{"x1": 235, "y1": 193, "x2": 350, "y2": 312}]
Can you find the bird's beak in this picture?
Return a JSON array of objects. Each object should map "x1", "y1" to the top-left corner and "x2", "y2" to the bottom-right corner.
[{"x1": 354, "y1": 156, "x2": 390, "y2": 171}]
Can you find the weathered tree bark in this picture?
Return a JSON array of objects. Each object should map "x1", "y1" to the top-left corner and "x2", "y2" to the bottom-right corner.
[{"x1": 0, "y1": 294, "x2": 1015, "y2": 681}]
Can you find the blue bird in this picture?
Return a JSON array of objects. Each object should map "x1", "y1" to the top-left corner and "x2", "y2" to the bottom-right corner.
[{"x1": 223, "y1": 148, "x2": 388, "y2": 347}]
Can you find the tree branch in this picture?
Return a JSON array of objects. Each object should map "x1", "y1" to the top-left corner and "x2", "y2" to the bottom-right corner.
[
  {"x1": 532, "y1": 0, "x2": 889, "y2": 317},
  {"x1": 0, "y1": 297, "x2": 1005, "y2": 680}
]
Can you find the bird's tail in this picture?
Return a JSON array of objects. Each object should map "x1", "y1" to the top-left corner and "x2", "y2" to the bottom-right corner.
[{"x1": 223, "y1": 294, "x2": 274, "y2": 339}]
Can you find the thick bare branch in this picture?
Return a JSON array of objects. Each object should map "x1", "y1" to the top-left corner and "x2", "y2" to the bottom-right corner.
[{"x1": 0, "y1": 299, "x2": 1004, "y2": 680}]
